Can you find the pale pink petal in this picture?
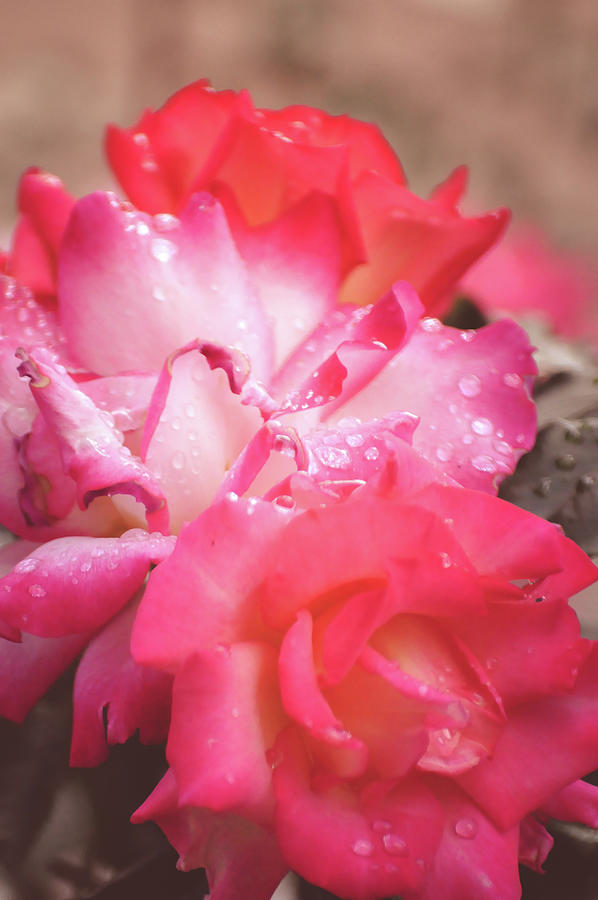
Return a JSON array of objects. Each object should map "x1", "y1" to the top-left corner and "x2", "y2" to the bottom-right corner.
[
  {"x1": 58, "y1": 191, "x2": 273, "y2": 379},
  {"x1": 271, "y1": 282, "x2": 423, "y2": 413},
  {"x1": 70, "y1": 596, "x2": 173, "y2": 766},
  {"x1": 229, "y1": 192, "x2": 343, "y2": 367},
  {"x1": 0, "y1": 630, "x2": 89, "y2": 722},
  {"x1": 132, "y1": 769, "x2": 288, "y2": 899},
  {"x1": 335, "y1": 317, "x2": 537, "y2": 492},
  {"x1": 167, "y1": 642, "x2": 285, "y2": 821},
  {"x1": 0, "y1": 529, "x2": 175, "y2": 636},
  {"x1": 140, "y1": 342, "x2": 263, "y2": 532},
  {"x1": 272, "y1": 727, "x2": 444, "y2": 900},
  {"x1": 132, "y1": 494, "x2": 290, "y2": 672},
  {"x1": 17, "y1": 348, "x2": 169, "y2": 533}
]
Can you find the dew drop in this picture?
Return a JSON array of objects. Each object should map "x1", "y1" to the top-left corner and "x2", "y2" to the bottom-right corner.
[
  {"x1": 152, "y1": 286, "x2": 167, "y2": 302},
  {"x1": 151, "y1": 238, "x2": 177, "y2": 263},
  {"x1": 352, "y1": 839, "x2": 374, "y2": 857},
  {"x1": 485, "y1": 657, "x2": 498, "y2": 671},
  {"x1": 28, "y1": 584, "x2": 46, "y2": 598},
  {"x1": 420, "y1": 317, "x2": 443, "y2": 333},
  {"x1": 493, "y1": 439, "x2": 511, "y2": 456},
  {"x1": 454, "y1": 818, "x2": 478, "y2": 839},
  {"x1": 153, "y1": 213, "x2": 178, "y2": 232},
  {"x1": 458, "y1": 374, "x2": 481, "y2": 398},
  {"x1": 315, "y1": 446, "x2": 350, "y2": 469},
  {"x1": 435, "y1": 443, "x2": 453, "y2": 462},
  {"x1": 382, "y1": 833, "x2": 408, "y2": 856},
  {"x1": 345, "y1": 433, "x2": 364, "y2": 448},
  {"x1": 471, "y1": 455, "x2": 496, "y2": 473},
  {"x1": 274, "y1": 495, "x2": 295, "y2": 510},
  {"x1": 364, "y1": 447, "x2": 380, "y2": 461},
  {"x1": 231, "y1": 707, "x2": 240, "y2": 718},
  {"x1": 471, "y1": 418, "x2": 493, "y2": 436},
  {"x1": 502, "y1": 373, "x2": 521, "y2": 388},
  {"x1": 171, "y1": 451, "x2": 186, "y2": 470}
]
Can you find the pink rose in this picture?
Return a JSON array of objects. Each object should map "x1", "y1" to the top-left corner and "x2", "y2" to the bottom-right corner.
[
  {"x1": 0, "y1": 81, "x2": 537, "y2": 760},
  {"x1": 131, "y1": 445, "x2": 598, "y2": 900}
]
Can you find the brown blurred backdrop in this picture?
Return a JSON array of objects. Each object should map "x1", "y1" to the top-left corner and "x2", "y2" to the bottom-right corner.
[{"x1": 0, "y1": 0, "x2": 596, "y2": 255}]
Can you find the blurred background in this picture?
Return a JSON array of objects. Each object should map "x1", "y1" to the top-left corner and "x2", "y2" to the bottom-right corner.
[{"x1": 0, "y1": 0, "x2": 597, "y2": 256}]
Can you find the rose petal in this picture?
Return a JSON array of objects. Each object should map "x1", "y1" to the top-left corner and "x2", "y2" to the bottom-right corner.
[
  {"x1": 0, "y1": 529, "x2": 175, "y2": 636},
  {"x1": 457, "y1": 645, "x2": 598, "y2": 830},
  {"x1": 132, "y1": 769, "x2": 288, "y2": 899},
  {"x1": 273, "y1": 727, "x2": 444, "y2": 900},
  {"x1": 419, "y1": 781, "x2": 521, "y2": 899},
  {"x1": 132, "y1": 494, "x2": 290, "y2": 672},
  {"x1": 229, "y1": 192, "x2": 343, "y2": 367},
  {"x1": 518, "y1": 816, "x2": 554, "y2": 873},
  {"x1": 0, "y1": 630, "x2": 89, "y2": 722},
  {"x1": 70, "y1": 595, "x2": 173, "y2": 766},
  {"x1": 340, "y1": 170, "x2": 509, "y2": 312},
  {"x1": 140, "y1": 343, "x2": 263, "y2": 532},
  {"x1": 58, "y1": 191, "x2": 273, "y2": 379},
  {"x1": 335, "y1": 317, "x2": 537, "y2": 492},
  {"x1": 7, "y1": 168, "x2": 74, "y2": 297},
  {"x1": 168, "y1": 642, "x2": 285, "y2": 821},
  {"x1": 17, "y1": 348, "x2": 169, "y2": 533},
  {"x1": 539, "y1": 778, "x2": 598, "y2": 829}
]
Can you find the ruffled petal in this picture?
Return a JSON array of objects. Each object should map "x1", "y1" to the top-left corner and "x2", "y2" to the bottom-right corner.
[
  {"x1": 272, "y1": 727, "x2": 444, "y2": 900},
  {"x1": 0, "y1": 529, "x2": 175, "y2": 636},
  {"x1": 132, "y1": 494, "x2": 290, "y2": 672},
  {"x1": 518, "y1": 816, "x2": 553, "y2": 873},
  {"x1": 17, "y1": 348, "x2": 169, "y2": 533},
  {"x1": 70, "y1": 595, "x2": 173, "y2": 766},
  {"x1": 132, "y1": 769, "x2": 288, "y2": 899},
  {"x1": 457, "y1": 646, "x2": 598, "y2": 830},
  {"x1": 340, "y1": 170, "x2": 509, "y2": 312},
  {"x1": 140, "y1": 341, "x2": 262, "y2": 532},
  {"x1": 0, "y1": 630, "x2": 89, "y2": 722},
  {"x1": 538, "y1": 778, "x2": 598, "y2": 829},
  {"x1": 447, "y1": 597, "x2": 591, "y2": 707},
  {"x1": 6, "y1": 168, "x2": 74, "y2": 297},
  {"x1": 167, "y1": 642, "x2": 285, "y2": 820},
  {"x1": 58, "y1": 191, "x2": 273, "y2": 379},
  {"x1": 419, "y1": 781, "x2": 521, "y2": 899},
  {"x1": 335, "y1": 317, "x2": 537, "y2": 492}
]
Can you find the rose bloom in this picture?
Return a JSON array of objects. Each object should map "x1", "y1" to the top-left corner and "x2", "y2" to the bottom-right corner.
[
  {"x1": 130, "y1": 442, "x2": 598, "y2": 900},
  {"x1": 0, "y1": 82, "x2": 537, "y2": 743}
]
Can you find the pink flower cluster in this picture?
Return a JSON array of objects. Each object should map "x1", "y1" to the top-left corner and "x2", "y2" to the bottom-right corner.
[{"x1": 0, "y1": 81, "x2": 596, "y2": 899}]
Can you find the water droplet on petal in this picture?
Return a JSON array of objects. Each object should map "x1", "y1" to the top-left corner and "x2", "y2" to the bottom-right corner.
[
  {"x1": 372, "y1": 820, "x2": 392, "y2": 833},
  {"x1": 151, "y1": 238, "x2": 177, "y2": 263},
  {"x1": 503, "y1": 373, "x2": 521, "y2": 388},
  {"x1": 420, "y1": 317, "x2": 443, "y2": 333},
  {"x1": 171, "y1": 451, "x2": 185, "y2": 470},
  {"x1": 454, "y1": 818, "x2": 478, "y2": 839},
  {"x1": 382, "y1": 834, "x2": 408, "y2": 856},
  {"x1": 471, "y1": 455, "x2": 496, "y2": 473},
  {"x1": 346, "y1": 433, "x2": 364, "y2": 448},
  {"x1": 352, "y1": 839, "x2": 374, "y2": 857},
  {"x1": 28, "y1": 584, "x2": 46, "y2": 598},
  {"x1": 436, "y1": 443, "x2": 453, "y2": 462},
  {"x1": 471, "y1": 418, "x2": 493, "y2": 436},
  {"x1": 152, "y1": 286, "x2": 167, "y2": 302},
  {"x1": 315, "y1": 446, "x2": 350, "y2": 469},
  {"x1": 458, "y1": 374, "x2": 481, "y2": 398},
  {"x1": 364, "y1": 447, "x2": 379, "y2": 461},
  {"x1": 153, "y1": 213, "x2": 178, "y2": 232}
]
